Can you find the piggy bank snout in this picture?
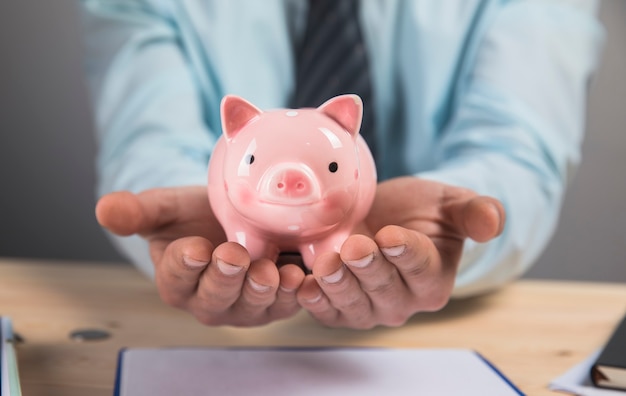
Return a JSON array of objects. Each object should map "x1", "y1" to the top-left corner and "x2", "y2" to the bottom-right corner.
[{"x1": 260, "y1": 164, "x2": 321, "y2": 205}]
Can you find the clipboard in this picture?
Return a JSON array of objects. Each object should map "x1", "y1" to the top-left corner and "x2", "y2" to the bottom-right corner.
[{"x1": 114, "y1": 347, "x2": 524, "y2": 396}]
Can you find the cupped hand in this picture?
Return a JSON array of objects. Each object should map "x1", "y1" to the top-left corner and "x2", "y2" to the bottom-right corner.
[
  {"x1": 297, "y1": 177, "x2": 505, "y2": 329},
  {"x1": 95, "y1": 186, "x2": 305, "y2": 326}
]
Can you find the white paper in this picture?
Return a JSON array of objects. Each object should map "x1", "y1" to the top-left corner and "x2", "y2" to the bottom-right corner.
[
  {"x1": 116, "y1": 348, "x2": 522, "y2": 396},
  {"x1": 549, "y1": 349, "x2": 626, "y2": 396}
]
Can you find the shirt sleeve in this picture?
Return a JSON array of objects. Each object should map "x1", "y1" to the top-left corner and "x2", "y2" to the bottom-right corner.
[
  {"x1": 419, "y1": 0, "x2": 604, "y2": 297},
  {"x1": 80, "y1": 0, "x2": 216, "y2": 276}
]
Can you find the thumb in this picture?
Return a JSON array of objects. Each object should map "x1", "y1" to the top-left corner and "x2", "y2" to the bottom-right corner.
[
  {"x1": 95, "y1": 191, "x2": 150, "y2": 236},
  {"x1": 96, "y1": 187, "x2": 204, "y2": 236},
  {"x1": 445, "y1": 194, "x2": 506, "y2": 243}
]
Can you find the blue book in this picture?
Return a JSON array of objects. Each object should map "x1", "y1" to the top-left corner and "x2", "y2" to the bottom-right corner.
[
  {"x1": 114, "y1": 347, "x2": 523, "y2": 396},
  {"x1": 1, "y1": 317, "x2": 22, "y2": 396}
]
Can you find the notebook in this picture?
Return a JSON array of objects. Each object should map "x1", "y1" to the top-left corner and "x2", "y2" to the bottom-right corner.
[
  {"x1": 114, "y1": 347, "x2": 523, "y2": 395},
  {"x1": 591, "y1": 311, "x2": 626, "y2": 391}
]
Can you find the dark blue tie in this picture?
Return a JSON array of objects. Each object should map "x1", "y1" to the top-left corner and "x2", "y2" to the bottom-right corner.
[{"x1": 291, "y1": 0, "x2": 377, "y2": 157}]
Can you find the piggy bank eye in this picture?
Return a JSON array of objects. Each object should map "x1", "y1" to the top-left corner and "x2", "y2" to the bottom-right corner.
[
  {"x1": 244, "y1": 154, "x2": 255, "y2": 165},
  {"x1": 328, "y1": 162, "x2": 338, "y2": 173}
]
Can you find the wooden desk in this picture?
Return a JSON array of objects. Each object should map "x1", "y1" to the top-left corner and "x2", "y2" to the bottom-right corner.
[{"x1": 1, "y1": 258, "x2": 625, "y2": 396}]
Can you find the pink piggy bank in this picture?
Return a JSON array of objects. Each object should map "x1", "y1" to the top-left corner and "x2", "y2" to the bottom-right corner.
[{"x1": 207, "y1": 94, "x2": 377, "y2": 269}]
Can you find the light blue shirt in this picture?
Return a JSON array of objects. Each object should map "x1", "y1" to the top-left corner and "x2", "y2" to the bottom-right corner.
[{"x1": 80, "y1": 0, "x2": 603, "y2": 297}]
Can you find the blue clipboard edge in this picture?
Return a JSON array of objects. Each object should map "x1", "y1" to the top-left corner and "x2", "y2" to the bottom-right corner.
[
  {"x1": 113, "y1": 347, "x2": 127, "y2": 396},
  {"x1": 475, "y1": 351, "x2": 525, "y2": 395}
]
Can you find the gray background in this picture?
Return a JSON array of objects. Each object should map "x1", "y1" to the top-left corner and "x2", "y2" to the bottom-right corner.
[{"x1": 0, "y1": 1, "x2": 624, "y2": 281}]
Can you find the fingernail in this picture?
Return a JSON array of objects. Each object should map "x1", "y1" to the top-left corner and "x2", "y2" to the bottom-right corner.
[
  {"x1": 247, "y1": 277, "x2": 271, "y2": 292},
  {"x1": 345, "y1": 253, "x2": 374, "y2": 268},
  {"x1": 381, "y1": 245, "x2": 406, "y2": 258},
  {"x1": 490, "y1": 203, "x2": 504, "y2": 228},
  {"x1": 216, "y1": 259, "x2": 243, "y2": 276},
  {"x1": 279, "y1": 285, "x2": 296, "y2": 293},
  {"x1": 303, "y1": 292, "x2": 322, "y2": 304},
  {"x1": 321, "y1": 266, "x2": 345, "y2": 284},
  {"x1": 183, "y1": 256, "x2": 209, "y2": 268}
]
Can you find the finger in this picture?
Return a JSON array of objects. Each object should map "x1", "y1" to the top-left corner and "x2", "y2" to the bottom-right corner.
[
  {"x1": 375, "y1": 225, "x2": 454, "y2": 312},
  {"x1": 153, "y1": 236, "x2": 215, "y2": 309},
  {"x1": 443, "y1": 192, "x2": 505, "y2": 243},
  {"x1": 312, "y1": 252, "x2": 375, "y2": 329},
  {"x1": 95, "y1": 186, "x2": 212, "y2": 236},
  {"x1": 230, "y1": 258, "x2": 280, "y2": 324},
  {"x1": 267, "y1": 264, "x2": 306, "y2": 320},
  {"x1": 192, "y1": 242, "x2": 250, "y2": 318},
  {"x1": 340, "y1": 234, "x2": 411, "y2": 323},
  {"x1": 296, "y1": 275, "x2": 338, "y2": 326}
]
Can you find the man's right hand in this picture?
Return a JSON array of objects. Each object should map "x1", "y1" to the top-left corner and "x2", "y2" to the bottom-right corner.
[{"x1": 95, "y1": 186, "x2": 305, "y2": 326}]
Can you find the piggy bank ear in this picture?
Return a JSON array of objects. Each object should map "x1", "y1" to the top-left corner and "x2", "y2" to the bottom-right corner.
[
  {"x1": 317, "y1": 94, "x2": 363, "y2": 138},
  {"x1": 221, "y1": 95, "x2": 263, "y2": 140}
]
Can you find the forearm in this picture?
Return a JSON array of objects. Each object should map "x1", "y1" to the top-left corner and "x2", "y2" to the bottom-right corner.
[
  {"x1": 81, "y1": 0, "x2": 215, "y2": 274},
  {"x1": 421, "y1": 0, "x2": 604, "y2": 296}
]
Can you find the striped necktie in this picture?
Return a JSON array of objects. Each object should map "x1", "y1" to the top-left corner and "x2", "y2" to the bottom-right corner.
[{"x1": 291, "y1": 0, "x2": 377, "y2": 157}]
